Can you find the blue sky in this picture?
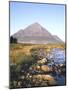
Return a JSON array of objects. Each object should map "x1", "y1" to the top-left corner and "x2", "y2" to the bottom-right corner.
[{"x1": 10, "y1": 2, "x2": 65, "y2": 42}]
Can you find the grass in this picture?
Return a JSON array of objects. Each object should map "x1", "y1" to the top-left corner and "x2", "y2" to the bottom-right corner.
[{"x1": 10, "y1": 43, "x2": 65, "y2": 64}]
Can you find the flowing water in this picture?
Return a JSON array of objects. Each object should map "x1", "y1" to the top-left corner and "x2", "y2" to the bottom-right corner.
[{"x1": 49, "y1": 48, "x2": 66, "y2": 85}]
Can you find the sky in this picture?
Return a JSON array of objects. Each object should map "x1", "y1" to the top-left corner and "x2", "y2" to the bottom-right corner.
[{"x1": 10, "y1": 1, "x2": 65, "y2": 42}]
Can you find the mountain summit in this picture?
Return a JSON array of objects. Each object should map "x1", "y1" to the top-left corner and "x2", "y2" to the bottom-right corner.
[
  {"x1": 12, "y1": 22, "x2": 63, "y2": 44},
  {"x1": 23, "y1": 22, "x2": 52, "y2": 37}
]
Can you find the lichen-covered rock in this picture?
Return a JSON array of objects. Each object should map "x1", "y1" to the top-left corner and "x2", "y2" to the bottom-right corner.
[
  {"x1": 32, "y1": 74, "x2": 57, "y2": 85},
  {"x1": 41, "y1": 65, "x2": 52, "y2": 72},
  {"x1": 33, "y1": 74, "x2": 53, "y2": 80}
]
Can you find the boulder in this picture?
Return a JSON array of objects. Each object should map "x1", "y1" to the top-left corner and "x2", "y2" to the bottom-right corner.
[
  {"x1": 41, "y1": 65, "x2": 52, "y2": 72},
  {"x1": 32, "y1": 74, "x2": 57, "y2": 85},
  {"x1": 36, "y1": 65, "x2": 40, "y2": 70}
]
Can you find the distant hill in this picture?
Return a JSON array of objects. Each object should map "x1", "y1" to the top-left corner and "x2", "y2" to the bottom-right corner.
[{"x1": 12, "y1": 22, "x2": 64, "y2": 44}]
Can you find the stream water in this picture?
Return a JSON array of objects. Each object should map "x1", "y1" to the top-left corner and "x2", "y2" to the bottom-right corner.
[{"x1": 49, "y1": 48, "x2": 66, "y2": 85}]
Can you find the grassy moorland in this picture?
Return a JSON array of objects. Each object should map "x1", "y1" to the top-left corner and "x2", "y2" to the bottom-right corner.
[{"x1": 10, "y1": 43, "x2": 65, "y2": 64}]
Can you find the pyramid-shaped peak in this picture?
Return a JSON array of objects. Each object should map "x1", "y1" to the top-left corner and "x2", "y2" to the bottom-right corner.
[
  {"x1": 24, "y1": 22, "x2": 42, "y2": 31},
  {"x1": 32, "y1": 22, "x2": 41, "y2": 26},
  {"x1": 27, "y1": 22, "x2": 43, "y2": 28},
  {"x1": 23, "y1": 22, "x2": 52, "y2": 37}
]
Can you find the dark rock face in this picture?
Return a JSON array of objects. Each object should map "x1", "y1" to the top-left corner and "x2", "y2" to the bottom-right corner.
[{"x1": 12, "y1": 22, "x2": 64, "y2": 44}]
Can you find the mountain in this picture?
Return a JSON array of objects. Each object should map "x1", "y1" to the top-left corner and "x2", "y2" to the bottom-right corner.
[
  {"x1": 12, "y1": 22, "x2": 64, "y2": 44},
  {"x1": 53, "y1": 35, "x2": 64, "y2": 43}
]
